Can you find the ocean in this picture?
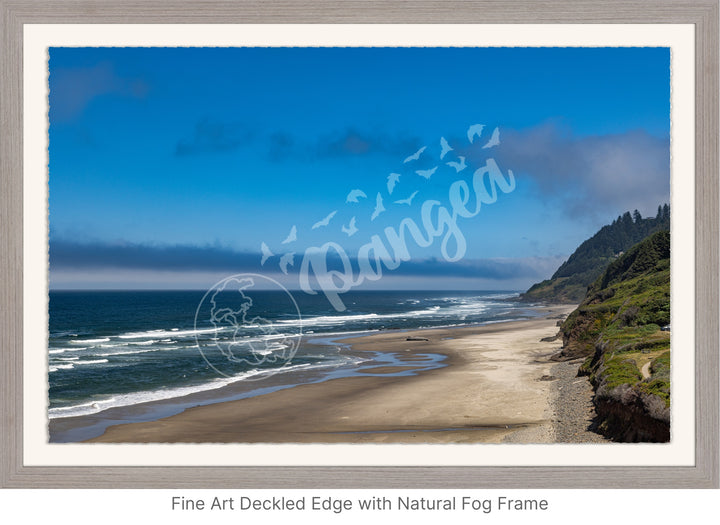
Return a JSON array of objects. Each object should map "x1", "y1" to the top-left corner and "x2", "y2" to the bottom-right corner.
[{"x1": 48, "y1": 289, "x2": 542, "y2": 440}]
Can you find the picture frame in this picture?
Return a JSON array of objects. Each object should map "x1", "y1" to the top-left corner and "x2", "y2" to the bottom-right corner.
[{"x1": 1, "y1": 0, "x2": 717, "y2": 488}]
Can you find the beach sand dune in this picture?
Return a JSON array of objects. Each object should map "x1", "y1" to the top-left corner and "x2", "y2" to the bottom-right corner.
[{"x1": 87, "y1": 305, "x2": 583, "y2": 444}]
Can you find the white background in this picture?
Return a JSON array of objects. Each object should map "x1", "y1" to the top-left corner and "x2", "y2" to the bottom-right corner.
[{"x1": 0, "y1": 489, "x2": 718, "y2": 523}]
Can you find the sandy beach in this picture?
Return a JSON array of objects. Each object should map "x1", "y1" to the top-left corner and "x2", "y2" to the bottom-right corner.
[{"x1": 75, "y1": 305, "x2": 595, "y2": 444}]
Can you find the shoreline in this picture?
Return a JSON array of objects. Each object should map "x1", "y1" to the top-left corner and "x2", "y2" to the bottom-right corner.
[{"x1": 70, "y1": 304, "x2": 603, "y2": 444}]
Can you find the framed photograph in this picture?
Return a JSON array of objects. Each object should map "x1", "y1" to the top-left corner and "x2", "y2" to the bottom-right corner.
[{"x1": 1, "y1": 1, "x2": 717, "y2": 488}]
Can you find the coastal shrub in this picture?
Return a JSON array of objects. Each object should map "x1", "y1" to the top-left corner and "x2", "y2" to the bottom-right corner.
[
  {"x1": 640, "y1": 379, "x2": 670, "y2": 408},
  {"x1": 578, "y1": 355, "x2": 594, "y2": 376},
  {"x1": 599, "y1": 356, "x2": 643, "y2": 391},
  {"x1": 650, "y1": 351, "x2": 670, "y2": 376},
  {"x1": 640, "y1": 351, "x2": 671, "y2": 408},
  {"x1": 617, "y1": 306, "x2": 639, "y2": 327}
]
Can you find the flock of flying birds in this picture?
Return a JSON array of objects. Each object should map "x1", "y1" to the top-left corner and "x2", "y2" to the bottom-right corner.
[{"x1": 260, "y1": 124, "x2": 501, "y2": 275}]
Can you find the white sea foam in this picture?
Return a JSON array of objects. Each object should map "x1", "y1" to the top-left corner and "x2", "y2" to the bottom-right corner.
[
  {"x1": 49, "y1": 347, "x2": 87, "y2": 354},
  {"x1": 118, "y1": 327, "x2": 217, "y2": 340},
  {"x1": 75, "y1": 359, "x2": 109, "y2": 366},
  {"x1": 276, "y1": 302, "x2": 486, "y2": 329},
  {"x1": 95, "y1": 348, "x2": 155, "y2": 357},
  {"x1": 250, "y1": 342, "x2": 290, "y2": 356},
  {"x1": 71, "y1": 337, "x2": 110, "y2": 344},
  {"x1": 49, "y1": 364, "x2": 75, "y2": 372},
  {"x1": 95, "y1": 345, "x2": 192, "y2": 357}
]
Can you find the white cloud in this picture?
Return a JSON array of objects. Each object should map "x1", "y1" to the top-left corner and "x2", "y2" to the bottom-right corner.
[{"x1": 485, "y1": 122, "x2": 670, "y2": 220}]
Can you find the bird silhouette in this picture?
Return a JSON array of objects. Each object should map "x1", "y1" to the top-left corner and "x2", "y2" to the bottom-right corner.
[
  {"x1": 439, "y1": 137, "x2": 453, "y2": 159},
  {"x1": 416, "y1": 167, "x2": 437, "y2": 179},
  {"x1": 346, "y1": 189, "x2": 367, "y2": 203},
  {"x1": 394, "y1": 191, "x2": 419, "y2": 206},
  {"x1": 370, "y1": 193, "x2": 385, "y2": 221},
  {"x1": 387, "y1": 173, "x2": 401, "y2": 195},
  {"x1": 260, "y1": 242, "x2": 274, "y2": 266},
  {"x1": 403, "y1": 146, "x2": 426, "y2": 163},
  {"x1": 281, "y1": 225, "x2": 297, "y2": 244},
  {"x1": 279, "y1": 252, "x2": 295, "y2": 275},
  {"x1": 467, "y1": 123, "x2": 485, "y2": 144},
  {"x1": 312, "y1": 210, "x2": 337, "y2": 229},
  {"x1": 341, "y1": 216, "x2": 358, "y2": 236},
  {"x1": 482, "y1": 127, "x2": 500, "y2": 149},
  {"x1": 446, "y1": 156, "x2": 467, "y2": 172}
]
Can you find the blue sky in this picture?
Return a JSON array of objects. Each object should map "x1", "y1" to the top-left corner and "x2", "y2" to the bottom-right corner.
[{"x1": 48, "y1": 47, "x2": 670, "y2": 291}]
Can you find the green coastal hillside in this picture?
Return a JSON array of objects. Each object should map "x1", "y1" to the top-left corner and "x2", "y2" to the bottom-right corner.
[
  {"x1": 556, "y1": 230, "x2": 671, "y2": 442},
  {"x1": 521, "y1": 205, "x2": 670, "y2": 303}
]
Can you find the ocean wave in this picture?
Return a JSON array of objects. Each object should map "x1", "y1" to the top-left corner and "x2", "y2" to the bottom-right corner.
[
  {"x1": 48, "y1": 353, "x2": 362, "y2": 419},
  {"x1": 50, "y1": 331, "x2": 80, "y2": 338},
  {"x1": 70, "y1": 337, "x2": 110, "y2": 344},
  {"x1": 95, "y1": 346, "x2": 193, "y2": 357},
  {"x1": 74, "y1": 359, "x2": 109, "y2": 366},
  {"x1": 47, "y1": 366, "x2": 275, "y2": 419},
  {"x1": 48, "y1": 347, "x2": 87, "y2": 354},
  {"x1": 49, "y1": 363, "x2": 75, "y2": 372},
  {"x1": 118, "y1": 327, "x2": 218, "y2": 340},
  {"x1": 250, "y1": 342, "x2": 290, "y2": 356},
  {"x1": 83, "y1": 298, "x2": 500, "y2": 350},
  {"x1": 275, "y1": 309, "x2": 420, "y2": 328},
  {"x1": 275, "y1": 301, "x2": 494, "y2": 329}
]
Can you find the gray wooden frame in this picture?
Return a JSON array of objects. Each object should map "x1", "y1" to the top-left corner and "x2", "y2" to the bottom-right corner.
[{"x1": 1, "y1": 0, "x2": 717, "y2": 488}]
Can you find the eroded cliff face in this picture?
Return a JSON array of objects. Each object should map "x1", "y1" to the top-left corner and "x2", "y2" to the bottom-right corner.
[
  {"x1": 593, "y1": 388, "x2": 670, "y2": 443},
  {"x1": 578, "y1": 339, "x2": 670, "y2": 442},
  {"x1": 555, "y1": 231, "x2": 671, "y2": 443}
]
